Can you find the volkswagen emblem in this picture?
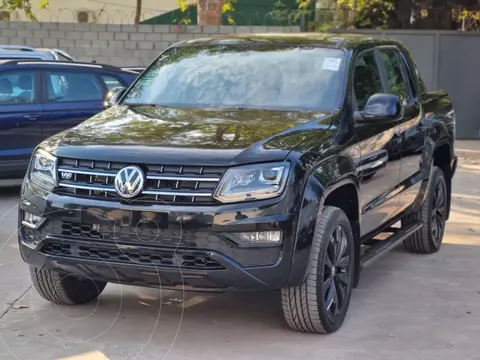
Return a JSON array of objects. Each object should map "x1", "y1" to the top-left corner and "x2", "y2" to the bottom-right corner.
[{"x1": 114, "y1": 166, "x2": 145, "y2": 198}]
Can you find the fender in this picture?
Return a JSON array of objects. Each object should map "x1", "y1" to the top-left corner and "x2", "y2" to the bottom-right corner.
[
  {"x1": 284, "y1": 154, "x2": 360, "y2": 287},
  {"x1": 410, "y1": 115, "x2": 454, "y2": 215}
]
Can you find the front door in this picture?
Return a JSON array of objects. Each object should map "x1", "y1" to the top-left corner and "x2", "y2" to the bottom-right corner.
[
  {"x1": 0, "y1": 69, "x2": 42, "y2": 179},
  {"x1": 351, "y1": 49, "x2": 402, "y2": 237},
  {"x1": 376, "y1": 46, "x2": 424, "y2": 214},
  {"x1": 40, "y1": 70, "x2": 105, "y2": 141}
]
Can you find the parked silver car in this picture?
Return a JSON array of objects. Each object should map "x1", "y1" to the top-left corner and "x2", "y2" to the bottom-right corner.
[{"x1": 0, "y1": 45, "x2": 75, "y2": 61}]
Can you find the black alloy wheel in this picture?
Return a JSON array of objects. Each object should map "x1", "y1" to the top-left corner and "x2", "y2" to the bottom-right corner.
[
  {"x1": 323, "y1": 225, "x2": 351, "y2": 320},
  {"x1": 431, "y1": 177, "x2": 447, "y2": 245}
]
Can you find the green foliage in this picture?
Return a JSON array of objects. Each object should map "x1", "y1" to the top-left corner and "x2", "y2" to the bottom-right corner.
[
  {"x1": 0, "y1": 0, "x2": 49, "y2": 21},
  {"x1": 267, "y1": 0, "x2": 480, "y2": 31},
  {"x1": 269, "y1": 0, "x2": 311, "y2": 24},
  {"x1": 339, "y1": 0, "x2": 394, "y2": 28}
]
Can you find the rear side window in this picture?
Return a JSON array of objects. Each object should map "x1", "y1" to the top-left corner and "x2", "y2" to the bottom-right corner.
[
  {"x1": 101, "y1": 74, "x2": 123, "y2": 89},
  {"x1": 0, "y1": 70, "x2": 36, "y2": 104},
  {"x1": 46, "y1": 71, "x2": 103, "y2": 102},
  {"x1": 378, "y1": 49, "x2": 410, "y2": 105}
]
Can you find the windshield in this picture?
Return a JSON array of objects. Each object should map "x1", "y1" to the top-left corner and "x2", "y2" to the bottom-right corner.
[{"x1": 123, "y1": 45, "x2": 345, "y2": 111}]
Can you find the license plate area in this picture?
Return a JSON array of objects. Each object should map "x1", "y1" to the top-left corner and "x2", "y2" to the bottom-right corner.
[{"x1": 80, "y1": 210, "x2": 169, "y2": 230}]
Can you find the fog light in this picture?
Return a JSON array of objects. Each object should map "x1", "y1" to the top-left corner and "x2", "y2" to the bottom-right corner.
[
  {"x1": 237, "y1": 231, "x2": 282, "y2": 244},
  {"x1": 22, "y1": 211, "x2": 45, "y2": 229}
]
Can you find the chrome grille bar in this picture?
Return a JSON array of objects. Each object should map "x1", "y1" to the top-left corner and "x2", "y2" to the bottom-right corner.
[
  {"x1": 142, "y1": 190, "x2": 213, "y2": 197},
  {"x1": 146, "y1": 175, "x2": 220, "y2": 182},
  {"x1": 59, "y1": 168, "x2": 116, "y2": 177},
  {"x1": 59, "y1": 183, "x2": 116, "y2": 192}
]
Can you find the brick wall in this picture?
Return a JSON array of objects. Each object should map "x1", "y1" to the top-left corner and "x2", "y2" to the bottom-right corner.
[{"x1": 0, "y1": 22, "x2": 301, "y2": 66}]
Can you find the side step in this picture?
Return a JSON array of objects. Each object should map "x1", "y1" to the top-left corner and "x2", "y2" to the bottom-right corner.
[{"x1": 360, "y1": 222, "x2": 423, "y2": 269}]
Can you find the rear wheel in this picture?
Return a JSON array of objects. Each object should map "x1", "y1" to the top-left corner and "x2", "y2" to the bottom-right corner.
[
  {"x1": 30, "y1": 266, "x2": 107, "y2": 305},
  {"x1": 281, "y1": 206, "x2": 355, "y2": 334},
  {"x1": 403, "y1": 166, "x2": 447, "y2": 254}
]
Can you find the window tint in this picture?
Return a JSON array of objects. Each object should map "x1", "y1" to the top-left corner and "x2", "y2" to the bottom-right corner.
[
  {"x1": 102, "y1": 75, "x2": 123, "y2": 89},
  {"x1": 379, "y1": 49, "x2": 410, "y2": 105},
  {"x1": 0, "y1": 70, "x2": 36, "y2": 104},
  {"x1": 46, "y1": 72, "x2": 103, "y2": 102},
  {"x1": 353, "y1": 51, "x2": 383, "y2": 111}
]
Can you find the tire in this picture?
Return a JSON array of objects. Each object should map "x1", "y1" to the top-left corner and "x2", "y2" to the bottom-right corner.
[
  {"x1": 30, "y1": 266, "x2": 107, "y2": 305},
  {"x1": 281, "y1": 206, "x2": 355, "y2": 334},
  {"x1": 403, "y1": 166, "x2": 448, "y2": 254}
]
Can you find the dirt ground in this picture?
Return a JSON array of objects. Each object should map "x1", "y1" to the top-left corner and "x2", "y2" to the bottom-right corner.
[{"x1": 0, "y1": 141, "x2": 479, "y2": 360}]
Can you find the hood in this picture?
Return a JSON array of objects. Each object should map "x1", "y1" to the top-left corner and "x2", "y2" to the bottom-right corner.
[{"x1": 42, "y1": 105, "x2": 335, "y2": 166}]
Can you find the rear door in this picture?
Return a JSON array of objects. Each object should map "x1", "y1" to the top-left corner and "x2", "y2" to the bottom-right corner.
[
  {"x1": 0, "y1": 69, "x2": 42, "y2": 179},
  {"x1": 39, "y1": 69, "x2": 106, "y2": 140}
]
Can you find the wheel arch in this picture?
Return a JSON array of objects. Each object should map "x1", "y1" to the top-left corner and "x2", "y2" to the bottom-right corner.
[
  {"x1": 413, "y1": 118, "x2": 454, "y2": 217},
  {"x1": 432, "y1": 140, "x2": 453, "y2": 219},
  {"x1": 285, "y1": 156, "x2": 361, "y2": 288}
]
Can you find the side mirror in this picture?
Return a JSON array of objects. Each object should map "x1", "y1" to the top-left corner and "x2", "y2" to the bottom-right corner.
[
  {"x1": 104, "y1": 86, "x2": 126, "y2": 109},
  {"x1": 358, "y1": 93, "x2": 403, "y2": 123}
]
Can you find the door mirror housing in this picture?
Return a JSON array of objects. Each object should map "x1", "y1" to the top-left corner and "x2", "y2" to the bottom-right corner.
[
  {"x1": 358, "y1": 93, "x2": 403, "y2": 123},
  {"x1": 104, "y1": 86, "x2": 126, "y2": 109}
]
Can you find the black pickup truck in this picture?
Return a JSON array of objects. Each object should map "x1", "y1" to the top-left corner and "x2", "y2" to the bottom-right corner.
[{"x1": 18, "y1": 33, "x2": 457, "y2": 334}]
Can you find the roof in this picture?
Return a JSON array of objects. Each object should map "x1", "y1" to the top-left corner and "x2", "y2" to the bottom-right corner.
[
  {"x1": 0, "y1": 45, "x2": 36, "y2": 51},
  {"x1": 176, "y1": 33, "x2": 389, "y2": 49},
  {"x1": 0, "y1": 59, "x2": 132, "y2": 72},
  {"x1": 0, "y1": 45, "x2": 75, "y2": 61},
  {"x1": 0, "y1": 48, "x2": 54, "y2": 60}
]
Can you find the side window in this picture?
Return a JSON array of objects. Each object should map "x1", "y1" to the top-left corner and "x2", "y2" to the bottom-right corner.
[
  {"x1": 0, "y1": 70, "x2": 36, "y2": 104},
  {"x1": 101, "y1": 74, "x2": 123, "y2": 89},
  {"x1": 353, "y1": 51, "x2": 383, "y2": 111},
  {"x1": 378, "y1": 49, "x2": 410, "y2": 105},
  {"x1": 45, "y1": 71, "x2": 103, "y2": 102}
]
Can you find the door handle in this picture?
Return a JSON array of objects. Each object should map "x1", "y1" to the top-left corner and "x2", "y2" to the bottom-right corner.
[{"x1": 24, "y1": 114, "x2": 38, "y2": 121}]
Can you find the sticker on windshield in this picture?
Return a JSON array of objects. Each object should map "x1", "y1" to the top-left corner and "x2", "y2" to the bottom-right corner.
[{"x1": 322, "y1": 57, "x2": 342, "y2": 71}]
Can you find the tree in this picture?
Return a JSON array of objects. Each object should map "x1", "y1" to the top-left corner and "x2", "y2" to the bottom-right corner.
[
  {"x1": 197, "y1": 0, "x2": 223, "y2": 25},
  {"x1": 178, "y1": 0, "x2": 237, "y2": 25},
  {"x1": 134, "y1": 0, "x2": 142, "y2": 24},
  {"x1": 0, "y1": 0, "x2": 48, "y2": 21}
]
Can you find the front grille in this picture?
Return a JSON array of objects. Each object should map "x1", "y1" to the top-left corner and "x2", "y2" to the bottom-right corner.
[
  {"x1": 55, "y1": 158, "x2": 226, "y2": 204},
  {"x1": 42, "y1": 240, "x2": 225, "y2": 270}
]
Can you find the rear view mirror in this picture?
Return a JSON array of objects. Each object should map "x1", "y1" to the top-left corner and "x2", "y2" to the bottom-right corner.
[
  {"x1": 104, "y1": 86, "x2": 126, "y2": 109},
  {"x1": 358, "y1": 93, "x2": 403, "y2": 123}
]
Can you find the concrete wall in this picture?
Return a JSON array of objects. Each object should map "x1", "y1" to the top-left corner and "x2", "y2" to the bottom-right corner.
[
  {"x1": 0, "y1": 21, "x2": 300, "y2": 66},
  {"x1": 330, "y1": 29, "x2": 480, "y2": 139}
]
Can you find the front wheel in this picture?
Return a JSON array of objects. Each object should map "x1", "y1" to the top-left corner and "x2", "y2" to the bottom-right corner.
[
  {"x1": 30, "y1": 266, "x2": 107, "y2": 305},
  {"x1": 281, "y1": 206, "x2": 355, "y2": 334}
]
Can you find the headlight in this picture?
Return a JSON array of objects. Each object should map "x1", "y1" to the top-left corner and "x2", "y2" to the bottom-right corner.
[
  {"x1": 29, "y1": 149, "x2": 57, "y2": 191},
  {"x1": 213, "y1": 162, "x2": 290, "y2": 203}
]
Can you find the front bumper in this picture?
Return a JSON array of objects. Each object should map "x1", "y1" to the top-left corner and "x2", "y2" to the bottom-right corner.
[{"x1": 19, "y1": 180, "x2": 301, "y2": 291}]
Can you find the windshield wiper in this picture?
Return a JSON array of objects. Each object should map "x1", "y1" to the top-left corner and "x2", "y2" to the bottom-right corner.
[{"x1": 127, "y1": 103, "x2": 157, "y2": 107}]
